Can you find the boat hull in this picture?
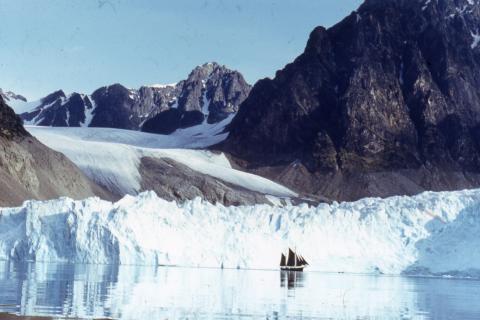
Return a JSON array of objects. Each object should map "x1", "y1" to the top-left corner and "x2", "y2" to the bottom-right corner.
[{"x1": 280, "y1": 266, "x2": 305, "y2": 272}]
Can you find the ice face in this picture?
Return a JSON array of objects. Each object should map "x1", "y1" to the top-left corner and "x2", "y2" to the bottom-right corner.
[{"x1": 0, "y1": 188, "x2": 480, "y2": 277}]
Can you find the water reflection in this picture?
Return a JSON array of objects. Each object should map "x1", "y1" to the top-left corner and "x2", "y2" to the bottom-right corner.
[
  {"x1": 280, "y1": 271, "x2": 304, "y2": 290},
  {"x1": 0, "y1": 261, "x2": 479, "y2": 319}
]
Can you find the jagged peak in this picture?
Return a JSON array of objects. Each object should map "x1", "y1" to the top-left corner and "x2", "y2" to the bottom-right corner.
[
  {"x1": 189, "y1": 62, "x2": 221, "y2": 77},
  {"x1": 41, "y1": 90, "x2": 66, "y2": 104},
  {"x1": 0, "y1": 88, "x2": 27, "y2": 103},
  {"x1": 187, "y1": 62, "x2": 241, "y2": 80}
]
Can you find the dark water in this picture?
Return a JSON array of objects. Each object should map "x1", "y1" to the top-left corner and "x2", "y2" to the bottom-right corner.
[{"x1": 0, "y1": 261, "x2": 479, "y2": 319}]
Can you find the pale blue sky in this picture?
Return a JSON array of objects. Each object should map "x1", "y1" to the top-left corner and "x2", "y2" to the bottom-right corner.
[{"x1": 0, "y1": 0, "x2": 363, "y2": 99}]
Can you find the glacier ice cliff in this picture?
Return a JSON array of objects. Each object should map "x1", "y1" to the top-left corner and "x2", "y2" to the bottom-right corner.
[{"x1": 1, "y1": 189, "x2": 480, "y2": 277}]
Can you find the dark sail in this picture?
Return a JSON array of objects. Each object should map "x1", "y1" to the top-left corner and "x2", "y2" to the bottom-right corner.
[
  {"x1": 294, "y1": 254, "x2": 308, "y2": 266},
  {"x1": 286, "y1": 248, "x2": 296, "y2": 266},
  {"x1": 281, "y1": 249, "x2": 308, "y2": 271},
  {"x1": 300, "y1": 255, "x2": 309, "y2": 266}
]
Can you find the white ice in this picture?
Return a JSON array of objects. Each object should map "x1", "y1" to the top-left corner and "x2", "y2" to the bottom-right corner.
[
  {"x1": 1, "y1": 188, "x2": 480, "y2": 278},
  {"x1": 26, "y1": 124, "x2": 296, "y2": 197}
]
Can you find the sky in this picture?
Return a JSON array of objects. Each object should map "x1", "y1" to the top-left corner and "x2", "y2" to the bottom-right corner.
[{"x1": 0, "y1": 0, "x2": 363, "y2": 100}]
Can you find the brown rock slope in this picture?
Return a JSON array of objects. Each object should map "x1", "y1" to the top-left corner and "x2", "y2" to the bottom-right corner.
[
  {"x1": 140, "y1": 157, "x2": 271, "y2": 206},
  {"x1": 0, "y1": 96, "x2": 113, "y2": 206}
]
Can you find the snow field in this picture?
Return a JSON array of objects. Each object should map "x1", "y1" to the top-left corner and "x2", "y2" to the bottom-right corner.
[{"x1": 27, "y1": 125, "x2": 297, "y2": 198}]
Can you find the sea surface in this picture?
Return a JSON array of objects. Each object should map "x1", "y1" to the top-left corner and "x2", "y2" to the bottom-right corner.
[{"x1": 0, "y1": 261, "x2": 479, "y2": 319}]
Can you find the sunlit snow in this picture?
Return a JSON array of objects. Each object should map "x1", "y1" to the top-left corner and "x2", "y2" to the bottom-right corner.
[
  {"x1": 471, "y1": 31, "x2": 480, "y2": 49},
  {"x1": 26, "y1": 123, "x2": 296, "y2": 197},
  {"x1": 1, "y1": 188, "x2": 479, "y2": 278}
]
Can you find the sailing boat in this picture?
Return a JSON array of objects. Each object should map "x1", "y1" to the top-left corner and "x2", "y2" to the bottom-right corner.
[{"x1": 280, "y1": 248, "x2": 309, "y2": 271}]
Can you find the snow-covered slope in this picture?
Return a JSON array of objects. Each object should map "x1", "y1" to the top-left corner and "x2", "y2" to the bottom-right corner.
[
  {"x1": 26, "y1": 125, "x2": 296, "y2": 198},
  {"x1": 1, "y1": 189, "x2": 479, "y2": 278},
  {"x1": 27, "y1": 115, "x2": 232, "y2": 149}
]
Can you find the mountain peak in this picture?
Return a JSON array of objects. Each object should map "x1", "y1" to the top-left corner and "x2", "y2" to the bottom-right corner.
[
  {"x1": 187, "y1": 62, "x2": 225, "y2": 80},
  {"x1": 222, "y1": 0, "x2": 480, "y2": 201},
  {"x1": 20, "y1": 63, "x2": 251, "y2": 132}
]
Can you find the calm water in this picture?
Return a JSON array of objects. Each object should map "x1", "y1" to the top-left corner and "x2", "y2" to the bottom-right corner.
[{"x1": 0, "y1": 262, "x2": 479, "y2": 319}]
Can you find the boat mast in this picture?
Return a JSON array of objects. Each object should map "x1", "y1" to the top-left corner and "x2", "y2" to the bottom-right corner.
[{"x1": 294, "y1": 247, "x2": 297, "y2": 267}]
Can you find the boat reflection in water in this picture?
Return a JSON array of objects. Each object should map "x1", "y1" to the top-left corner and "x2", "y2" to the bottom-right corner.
[{"x1": 280, "y1": 270, "x2": 305, "y2": 290}]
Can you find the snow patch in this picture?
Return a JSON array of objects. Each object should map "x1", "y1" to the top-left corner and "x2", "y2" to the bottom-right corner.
[
  {"x1": 81, "y1": 96, "x2": 96, "y2": 127},
  {"x1": 471, "y1": 31, "x2": 480, "y2": 49},
  {"x1": 149, "y1": 83, "x2": 177, "y2": 89},
  {"x1": 201, "y1": 89, "x2": 210, "y2": 120},
  {"x1": 422, "y1": 0, "x2": 432, "y2": 11}
]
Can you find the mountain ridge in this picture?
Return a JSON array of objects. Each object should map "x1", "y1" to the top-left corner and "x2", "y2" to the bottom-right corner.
[
  {"x1": 220, "y1": 0, "x2": 480, "y2": 201},
  {"x1": 17, "y1": 62, "x2": 251, "y2": 134}
]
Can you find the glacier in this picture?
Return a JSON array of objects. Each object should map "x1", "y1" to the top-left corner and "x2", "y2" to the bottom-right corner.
[
  {"x1": 26, "y1": 125, "x2": 296, "y2": 198},
  {"x1": 1, "y1": 189, "x2": 480, "y2": 278}
]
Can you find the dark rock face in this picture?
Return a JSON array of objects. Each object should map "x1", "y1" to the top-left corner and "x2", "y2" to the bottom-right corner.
[
  {"x1": 222, "y1": 0, "x2": 480, "y2": 201},
  {"x1": 20, "y1": 63, "x2": 251, "y2": 133},
  {"x1": 90, "y1": 84, "x2": 136, "y2": 129},
  {"x1": 0, "y1": 96, "x2": 28, "y2": 139},
  {"x1": 142, "y1": 110, "x2": 205, "y2": 135},
  {"x1": 23, "y1": 91, "x2": 94, "y2": 127}
]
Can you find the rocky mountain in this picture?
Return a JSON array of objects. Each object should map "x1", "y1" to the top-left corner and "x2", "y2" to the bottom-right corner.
[
  {"x1": 20, "y1": 90, "x2": 95, "y2": 127},
  {"x1": 221, "y1": 0, "x2": 480, "y2": 201},
  {"x1": 20, "y1": 62, "x2": 251, "y2": 133},
  {"x1": 0, "y1": 88, "x2": 27, "y2": 109},
  {"x1": 0, "y1": 95, "x2": 113, "y2": 206}
]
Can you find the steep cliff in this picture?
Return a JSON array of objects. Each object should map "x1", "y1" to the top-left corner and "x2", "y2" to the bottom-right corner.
[{"x1": 222, "y1": 0, "x2": 480, "y2": 201}]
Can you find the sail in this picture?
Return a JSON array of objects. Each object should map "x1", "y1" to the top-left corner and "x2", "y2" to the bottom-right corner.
[
  {"x1": 302, "y1": 255, "x2": 309, "y2": 266},
  {"x1": 280, "y1": 253, "x2": 286, "y2": 266},
  {"x1": 295, "y1": 254, "x2": 308, "y2": 266},
  {"x1": 286, "y1": 248, "x2": 296, "y2": 266},
  {"x1": 295, "y1": 254, "x2": 301, "y2": 266}
]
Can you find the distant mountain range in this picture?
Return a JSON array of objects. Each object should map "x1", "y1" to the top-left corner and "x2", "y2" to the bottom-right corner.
[{"x1": 8, "y1": 62, "x2": 251, "y2": 134}]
